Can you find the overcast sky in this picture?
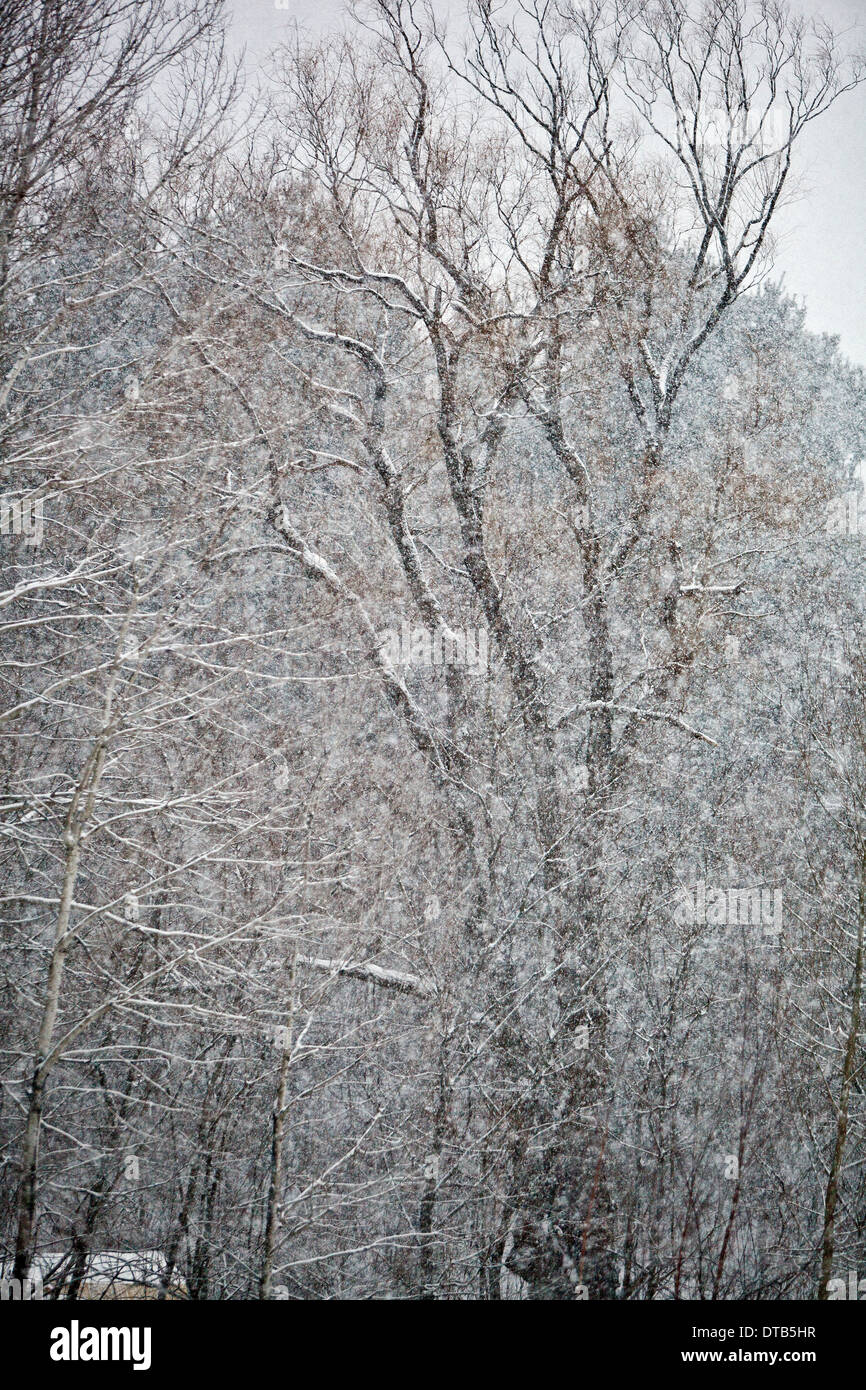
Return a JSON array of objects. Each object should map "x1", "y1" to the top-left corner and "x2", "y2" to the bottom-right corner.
[{"x1": 229, "y1": 0, "x2": 866, "y2": 367}]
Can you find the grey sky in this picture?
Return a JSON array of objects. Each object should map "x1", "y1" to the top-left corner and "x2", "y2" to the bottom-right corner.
[{"x1": 230, "y1": 0, "x2": 866, "y2": 367}]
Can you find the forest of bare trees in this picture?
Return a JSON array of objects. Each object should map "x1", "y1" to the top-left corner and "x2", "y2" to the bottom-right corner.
[{"x1": 2, "y1": 0, "x2": 866, "y2": 1305}]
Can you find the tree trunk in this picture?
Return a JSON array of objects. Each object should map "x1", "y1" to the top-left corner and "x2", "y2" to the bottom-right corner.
[
  {"x1": 818, "y1": 862, "x2": 865, "y2": 1298},
  {"x1": 259, "y1": 951, "x2": 297, "y2": 1300}
]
